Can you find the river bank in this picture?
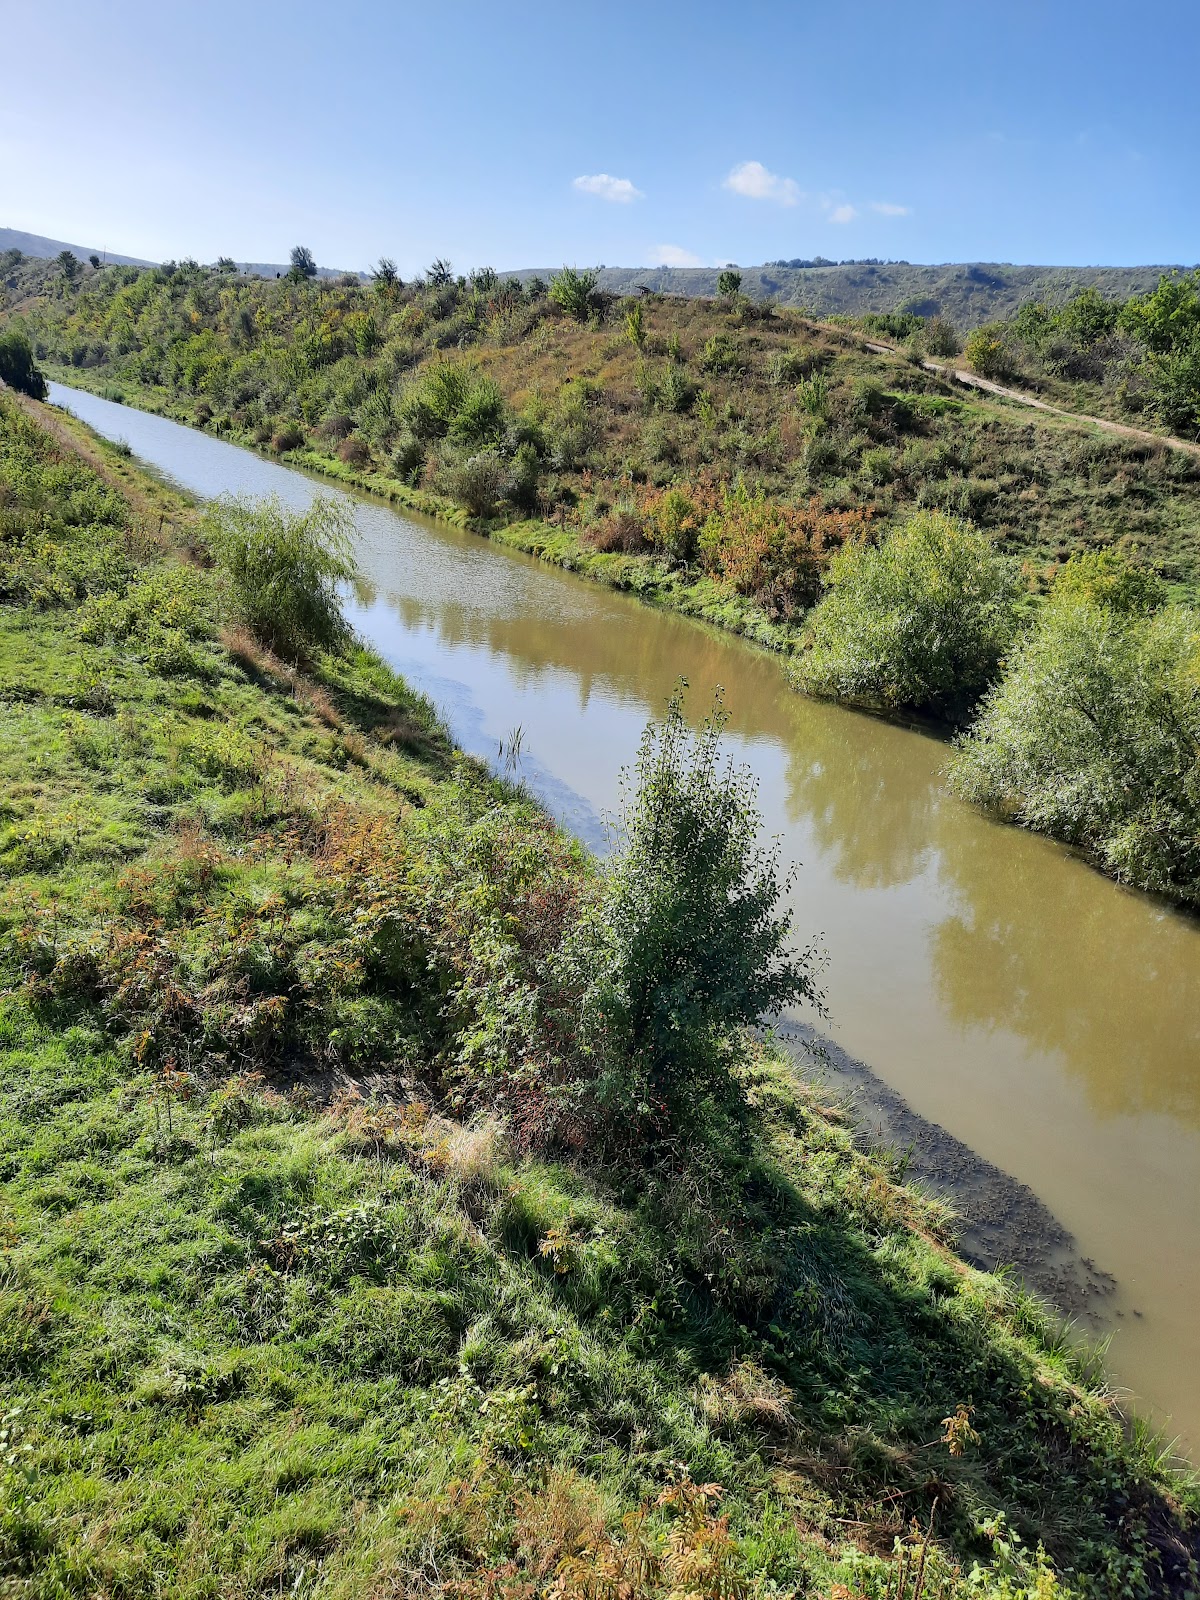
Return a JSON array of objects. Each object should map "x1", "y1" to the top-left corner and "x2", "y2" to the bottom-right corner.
[
  {"x1": 39, "y1": 380, "x2": 1200, "y2": 1460},
  {"x1": 9, "y1": 388, "x2": 1200, "y2": 1594}
]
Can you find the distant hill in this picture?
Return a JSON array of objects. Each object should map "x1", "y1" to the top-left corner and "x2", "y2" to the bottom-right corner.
[
  {"x1": 0, "y1": 226, "x2": 362, "y2": 280},
  {"x1": 0, "y1": 227, "x2": 153, "y2": 267},
  {"x1": 508, "y1": 261, "x2": 1191, "y2": 330}
]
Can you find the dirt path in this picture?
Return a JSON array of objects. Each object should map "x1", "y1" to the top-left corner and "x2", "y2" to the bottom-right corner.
[{"x1": 859, "y1": 340, "x2": 1200, "y2": 458}]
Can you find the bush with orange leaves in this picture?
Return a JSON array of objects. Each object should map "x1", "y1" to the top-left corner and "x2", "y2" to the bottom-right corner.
[{"x1": 698, "y1": 484, "x2": 871, "y2": 618}]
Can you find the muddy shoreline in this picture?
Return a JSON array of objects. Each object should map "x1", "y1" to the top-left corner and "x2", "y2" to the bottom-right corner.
[{"x1": 773, "y1": 1020, "x2": 1118, "y2": 1321}]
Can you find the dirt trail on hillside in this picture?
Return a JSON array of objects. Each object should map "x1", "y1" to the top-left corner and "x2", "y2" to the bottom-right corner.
[{"x1": 859, "y1": 341, "x2": 1200, "y2": 458}]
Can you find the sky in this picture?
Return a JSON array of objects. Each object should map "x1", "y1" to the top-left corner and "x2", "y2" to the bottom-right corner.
[{"x1": 3, "y1": 0, "x2": 1198, "y2": 276}]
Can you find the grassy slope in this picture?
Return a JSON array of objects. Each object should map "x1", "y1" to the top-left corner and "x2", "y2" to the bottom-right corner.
[{"x1": 1, "y1": 396, "x2": 1199, "y2": 1599}]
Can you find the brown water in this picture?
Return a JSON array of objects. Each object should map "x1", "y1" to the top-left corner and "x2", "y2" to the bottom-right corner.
[{"x1": 50, "y1": 383, "x2": 1200, "y2": 1455}]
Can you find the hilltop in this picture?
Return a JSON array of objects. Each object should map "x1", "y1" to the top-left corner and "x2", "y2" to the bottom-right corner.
[
  {"x1": 0, "y1": 226, "x2": 362, "y2": 281},
  {"x1": 509, "y1": 261, "x2": 1184, "y2": 329}
]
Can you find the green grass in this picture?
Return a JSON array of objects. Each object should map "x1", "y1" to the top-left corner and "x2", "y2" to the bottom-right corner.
[{"x1": 2, "y1": 392, "x2": 1199, "y2": 1598}]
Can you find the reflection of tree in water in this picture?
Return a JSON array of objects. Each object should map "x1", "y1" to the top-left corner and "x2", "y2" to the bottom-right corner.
[
  {"x1": 778, "y1": 697, "x2": 946, "y2": 891},
  {"x1": 932, "y1": 829, "x2": 1200, "y2": 1123}
]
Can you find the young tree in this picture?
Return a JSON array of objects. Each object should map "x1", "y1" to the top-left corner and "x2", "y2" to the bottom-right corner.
[
  {"x1": 624, "y1": 299, "x2": 647, "y2": 348},
  {"x1": 794, "y1": 510, "x2": 1018, "y2": 718},
  {"x1": 576, "y1": 685, "x2": 824, "y2": 1141},
  {"x1": 372, "y1": 256, "x2": 400, "y2": 297},
  {"x1": 88, "y1": 253, "x2": 100, "y2": 270},
  {"x1": 55, "y1": 249, "x2": 79, "y2": 282},
  {"x1": 548, "y1": 265, "x2": 601, "y2": 322},
  {"x1": 0, "y1": 330, "x2": 48, "y2": 399},
  {"x1": 202, "y1": 494, "x2": 357, "y2": 662},
  {"x1": 717, "y1": 269, "x2": 742, "y2": 300},
  {"x1": 425, "y1": 257, "x2": 454, "y2": 287},
  {"x1": 289, "y1": 245, "x2": 318, "y2": 280}
]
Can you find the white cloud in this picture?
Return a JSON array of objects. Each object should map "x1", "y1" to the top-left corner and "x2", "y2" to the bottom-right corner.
[
  {"x1": 870, "y1": 201, "x2": 911, "y2": 216},
  {"x1": 723, "y1": 160, "x2": 801, "y2": 207},
  {"x1": 828, "y1": 203, "x2": 858, "y2": 224},
  {"x1": 649, "y1": 243, "x2": 705, "y2": 268},
  {"x1": 572, "y1": 173, "x2": 644, "y2": 203}
]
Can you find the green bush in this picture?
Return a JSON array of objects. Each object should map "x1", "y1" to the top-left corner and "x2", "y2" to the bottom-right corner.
[
  {"x1": 203, "y1": 494, "x2": 356, "y2": 661},
  {"x1": 438, "y1": 451, "x2": 508, "y2": 517},
  {"x1": 573, "y1": 687, "x2": 823, "y2": 1142},
  {"x1": 795, "y1": 510, "x2": 1018, "y2": 718},
  {"x1": 951, "y1": 556, "x2": 1200, "y2": 901},
  {"x1": 964, "y1": 325, "x2": 1012, "y2": 380},
  {"x1": 548, "y1": 266, "x2": 601, "y2": 322},
  {"x1": 0, "y1": 330, "x2": 47, "y2": 399}
]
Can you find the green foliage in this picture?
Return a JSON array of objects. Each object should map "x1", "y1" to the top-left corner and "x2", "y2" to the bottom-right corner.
[
  {"x1": 717, "y1": 270, "x2": 742, "y2": 300},
  {"x1": 964, "y1": 324, "x2": 1012, "y2": 379},
  {"x1": 202, "y1": 494, "x2": 357, "y2": 661},
  {"x1": 289, "y1": 244, "x2": 317, "y2": 280},
  {"x1": 575, "y1": 686, "x2": 823, "y2": 1140},
  {"x1": 796, "y1": 511, "x2": 1018, "y2": 717},
  {"x1": 624, "y1": 298, "x2": 647, "y2": 348},
  {"x1": 0, "y1": 329, "x2": 47, "y2": 399},
  {"x1": 438, "y1": 450, "x2": 508, "y2": 517},
  {"x1": 549, "y1": 265, "x2": 602, "y2": 322},
  {"x1": 952, "y1": 562, "x2": 1200, "y2": 902}
]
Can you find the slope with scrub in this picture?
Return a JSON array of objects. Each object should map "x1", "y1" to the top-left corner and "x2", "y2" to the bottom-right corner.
[{"x1": 2, "y1": 393, "x2": 1198, "y2": 1597}]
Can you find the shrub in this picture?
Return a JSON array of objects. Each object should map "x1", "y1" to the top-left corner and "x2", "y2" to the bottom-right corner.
[
  {"x1": 701, "y1": 334, "x2": 743, "y2": 376},
  {"x1": 964, "y1": 325, "x2": 1012, "y2": 380},
  {"x1": 586, "y1": 505, "x2": 648, "y2": 554},
  {"x1": 924, "y1": 316, "x2": 961, "y2": 357},
  {"x1": 202, "y1": 494, "x2": 356, "y2": 662},
  {"x1": 795, "y1": 510, "x2": 1018, "y2": 717},
  {"x1": 952, "y1": 561, "x2": 1200, "y2": 901},
  {"x1": 548, "y1": 266, "x2": 601, "y2": 322},
  {"x1": 0, "y1": 330, "x2": 48, "y2": 399},
  {"x1": 439, "y1": 451, "x2": 508, "y2": 517},
  {"x1": 700, "y1": 486, "x2": 867, "y2": 616},
  {"x1": 572, "y1": 686, "x2": 823, "y2": 1142},
  {"x1": 337, "y1": 436, "x2": 371, "y2": 466},
  {"x1": 717, "y1": 270, "x2": 743, "y2": 300},
  {"x1": 270, "y1": 424, "x2": 304, "y2": 453},
  {"x1": 642, "y1": 487, "x2": 702, "y2": 564}
]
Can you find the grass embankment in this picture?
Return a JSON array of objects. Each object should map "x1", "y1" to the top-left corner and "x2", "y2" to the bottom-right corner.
[{"x1": 1, "y1": 394, "x2": 1198, "y2": 1599}]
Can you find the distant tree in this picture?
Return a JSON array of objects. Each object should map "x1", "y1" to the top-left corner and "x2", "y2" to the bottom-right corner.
[
  {"x1": 717, "y1": 269, "x2": 742, "y2": 300},
  {"x1": 289, "y1": 245, "x2": 318, "y2": 280},
  {"x1": 372, "y1": 256, "x2": 400, "y2": 296},
  {"x1": 215, "y1": 256, "x2": 237, "y2": 273},
  {"x1": 0, "y1": 330, "x2": 48, "y2": 400},
  {"x1": 55, "y1": 250, "x2": 79, "y2": 282},
  {"x1": 548, "y1": 265, "x2": 601, "y2": 322},
  {"x1": 88, "y1": 254, "x2": 100, "y2": 270},
  {"x1": 470, "y1": 266, "x2": 498, "y2": 293},
  {"x1": 425, "y1": 258, "x2": 454, "y2": 287}
]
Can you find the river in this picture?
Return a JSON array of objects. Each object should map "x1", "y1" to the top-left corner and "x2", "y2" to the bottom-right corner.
[{"x1": 48, "y1": 382, "x2": 1200, "y2": 1457}]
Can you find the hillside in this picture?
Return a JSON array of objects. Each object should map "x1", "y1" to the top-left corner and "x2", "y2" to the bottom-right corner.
[
  {"x1": 7, "y1": 255, "x2": 1200, "y2": 603},
  {"x1": 2, "y1": 388, "x2": 1198, "y2": 1598},
  {"x1": 511, "y1": 262, "x2": 1185, "y2": 329},
  {"x1": 0, "y1": 226, "x2": 361, "y2": 281}
]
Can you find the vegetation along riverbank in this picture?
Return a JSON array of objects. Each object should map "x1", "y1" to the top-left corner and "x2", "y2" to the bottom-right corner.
[
  {"x1": 4, "y1": 254, "x2": 1200, "y2": 907},
  {"x1": 3, "y1": 389, "x2": 1200, "y2": 1596}
]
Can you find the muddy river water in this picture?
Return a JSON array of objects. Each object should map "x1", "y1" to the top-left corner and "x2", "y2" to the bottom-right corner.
[{"x1": 49, "y1": 382, "x2": 1200, "y2": 1456}]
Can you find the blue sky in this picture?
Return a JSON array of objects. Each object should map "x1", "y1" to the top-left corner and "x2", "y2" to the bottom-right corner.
[{"x1": 4, "y1": 0, "x2": 1197, "y2": 274}]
